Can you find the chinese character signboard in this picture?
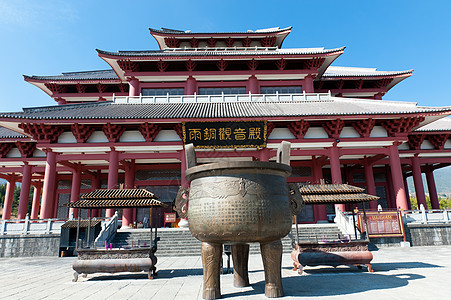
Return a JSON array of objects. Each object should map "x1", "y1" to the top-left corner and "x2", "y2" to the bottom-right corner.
[
  {"x1": 357, "y1": 211, "x2": 405, "y2": 238},
  {"x1": 183, "y1": 121, "x2": 267, "y2": 149}
]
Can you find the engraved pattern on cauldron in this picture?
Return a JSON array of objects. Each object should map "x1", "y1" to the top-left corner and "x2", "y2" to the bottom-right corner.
[{"x1": 188, "y1": 173, "x2": 291, "y2": 243}]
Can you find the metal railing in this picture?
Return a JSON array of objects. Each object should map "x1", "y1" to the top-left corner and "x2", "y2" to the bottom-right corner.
[
  {"x1": 0, "y1": 214, "x2": 65, "y2": 235},
  {"x1": 112, "y1": 91, "x2": 332, "y2": 104}
]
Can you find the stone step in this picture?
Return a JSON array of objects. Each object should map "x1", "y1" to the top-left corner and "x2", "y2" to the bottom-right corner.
[{"x1": 110, "y1": 224, "x2": 348, "y2": 257}]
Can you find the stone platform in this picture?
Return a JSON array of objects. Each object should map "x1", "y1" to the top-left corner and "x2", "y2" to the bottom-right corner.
[{"x1": 0, "y1": 245, "x2": 450, "y2": 299}]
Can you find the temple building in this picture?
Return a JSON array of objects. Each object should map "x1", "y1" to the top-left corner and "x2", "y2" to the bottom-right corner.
[{"x1": 1, "y1": 26, "x2": 450, "y2": 226}]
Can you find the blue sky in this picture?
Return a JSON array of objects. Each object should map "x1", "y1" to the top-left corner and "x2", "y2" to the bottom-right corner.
[{"x1": 0, "y1": 0, "x2": 450, "y2": 112}]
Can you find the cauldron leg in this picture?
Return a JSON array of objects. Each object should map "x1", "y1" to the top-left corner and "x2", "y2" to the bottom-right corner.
[
  {"x1": 201, "y1": 242, "x2": 222, "y2": 299},
  {"x1": 231, "y1": 243, "x2": 250, "y2": 287},
  {"x1": 260, "y1": 240, "x2": 283, "y2": 298}
]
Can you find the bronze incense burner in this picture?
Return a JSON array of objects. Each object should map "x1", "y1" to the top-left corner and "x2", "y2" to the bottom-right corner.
[{"x1": 181, "y1": 142, "x2": 294, "y2": 299}]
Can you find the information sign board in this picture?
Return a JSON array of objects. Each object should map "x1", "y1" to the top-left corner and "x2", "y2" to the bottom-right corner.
[{"x1": 358, "y1": 211, "x2": 405, "y2": 238}]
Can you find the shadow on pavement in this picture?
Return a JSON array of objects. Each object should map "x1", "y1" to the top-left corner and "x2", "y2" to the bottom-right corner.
[
  {"x1": 371, "y1": 262, "x2": 443, "y2": 271},
  {"x1": 282, "y1": 261, "x2": 442, "y2": 275},
  {"x1": 157, "y1": 268, "x2": 204, "y2": 278},
  {"x1": 86, "y1": 268, "x2": 204, "y2": 281},
  {"x1": 222, "y1": 272, "x2": 425, "y2": 298},
  {"x1": 87, "y1": 273, "x2": 150, "y2": 281},
  {"x1": 280, "y1": 272, "x2": 425, "y2": 297}
]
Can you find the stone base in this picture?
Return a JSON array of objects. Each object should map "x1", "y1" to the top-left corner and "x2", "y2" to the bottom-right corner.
[
  {"x1": 400, "y1": 241, "x2": 411, "y2": 247},
  {"x1": 0, "y1": 234, "x2": 60, "y2": 257}
]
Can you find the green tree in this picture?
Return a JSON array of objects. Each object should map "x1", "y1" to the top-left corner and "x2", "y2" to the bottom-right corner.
[
  {"x1": 0, "y1": 182, "x2": 6, "y2": 207},
  {"x1": 439, "y1": 197, "x2": 451, "y2": 209},
  {"x1": 410, "y1": 197, "x2": 418, "y2": 209},
  {"x1": 409, "y1": 196, "x2": 433, "y2": 210}
]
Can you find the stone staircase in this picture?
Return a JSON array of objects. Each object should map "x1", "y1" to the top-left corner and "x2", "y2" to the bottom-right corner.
[{"x1": 110, "y1": 224, "x2": 347, "y2": 257}]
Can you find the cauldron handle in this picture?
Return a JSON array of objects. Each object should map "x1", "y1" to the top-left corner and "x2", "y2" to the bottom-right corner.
[
  {"x1": 277, "y1": 141, "x2": 291, "y2": 165},
  {"x1": 185, "y1": 143, "x2": 197, "y2": 169}
]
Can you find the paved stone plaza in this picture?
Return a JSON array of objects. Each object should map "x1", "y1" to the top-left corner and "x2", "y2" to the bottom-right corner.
[{"x1": 0, "y1": 245, "x2": 450, "y2": 299}]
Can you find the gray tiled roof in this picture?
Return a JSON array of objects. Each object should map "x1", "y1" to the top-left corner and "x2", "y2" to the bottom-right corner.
[
  {"x1": 0, "y1": 97, "x2": 449, "y2": 121},
  {"x1": 97, "y1": 47, "x2": 345, "y2": 57},
  {"x1": 323, "y1": 66, "x2": 412, "y2": 78},
  {"x1": 416, "y1": 117, "x2": 451, "y2": 132},
  {"x1": 24, "y1": 70, "x2": 119, "y2": 81},
  {"x1": 149, "y1": 27, "x2": 292, "y2": 35},
  {"x1": 0, "y1": 126, "x2": 27, "y2": 138}
]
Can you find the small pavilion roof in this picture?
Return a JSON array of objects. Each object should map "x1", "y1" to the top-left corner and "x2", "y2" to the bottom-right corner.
[
  {"x1": 299, "y1": 184, "x2": 379, "y2": 204},
  {"x1": 299, "y1": 184, "x2": 365, "y2": 194},
  {"x1": 61, "y1": 219, "x2": 102, "y2": 228},
  {"x1": 0, "y1": 97, "x2": 449, "y2": 121},
  {"x1": 67, "y1": 189, "x2": 168, "y2": 209},
  {"x1": 302, "y1": 193, "x2": 379, "y2": 204},
  {"x1": 24, "y1": 70, "x2": 119, "y2": 82}
]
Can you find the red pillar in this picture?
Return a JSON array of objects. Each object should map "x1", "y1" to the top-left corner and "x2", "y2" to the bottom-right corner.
[
  {"x1": 40, "y1": 151, "x2": 57, "y2": 219},
  {"x1": 312, "y1": 157, "x2": 327, "y2": 221},
  {"x1": 185, "y1": 76, "x2": 197, "y2": 95},
  {"x1": 30, "y1": 181, "x2": 43, "y2": 219},
  {"x1": 403, "y1": 176, "x2": 412, "y2": 210},
  {"x1": 303, "y1": 75, "x2": 314, "y2": 93},
  {"x1": 52, "y1": 184, "x2": 59, "y2": 219},
  {"x1": 91, "y1": 172, "x2": 101, "y2": 217},
  {"x1": 411, "y1": 155, "x2": 427, "y2": 208},
  {"x1": 385, "y1": 166, "x2": 396, "y2": 209},
  {"x1": 259, "y1": 148, "x2": 271, "y2": 162},
  {"x1": 106, "y1": 150, "x2": 119, "y2": 217},
  {"x1": 129, "y1": 78, "x2": 140, "y2": 96},
  {"x1": 364, "y1": 163, "x2": 378, "y2": 210},
  {"x1": 247, "y1": 75, "x2": 259, "y2": 94},
  {"x1": 388, "y1": 144, "x2": 409, "y2": 210},
  {"x1": 329, "y1": 146, "x2": 345, "y2": 212},
  {"x1": 2, "y1": 175, "x2": 17, "y2": 220},
  {"x1": 425, "y1": 166, "x2": 440, "y2": 209},
  {"x1": 122, "y1": 161, "x2": 135, "y2": 227},
  {"x1": 69, "y1": 164, "x2": 82, "y2": 218},
  {"x1": 17, "y1": 163, "x2": 33, "y2": 219}
]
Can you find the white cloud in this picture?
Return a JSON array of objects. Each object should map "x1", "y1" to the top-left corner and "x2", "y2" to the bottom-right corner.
[{"x1": 0, "y1": 0, "x2": 77, "y2": 27}]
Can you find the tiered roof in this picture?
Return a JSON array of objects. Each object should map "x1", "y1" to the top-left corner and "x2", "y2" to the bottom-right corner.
[
  {"x1": 149, "y1": 27, "x2": 292, "y2": 50},
  {"x1": 22, "y1": 25, "x2": 416, "y2": 104},
  {"x1": 323, "y1": 66, "x2": 413, "y2": 78},
  {"x1": 0, "y1": 97, "x2": 448, "y2": 122},
  {"x1": 415, "y1": 117, "x2": 451, "y2": 132},
  {"x1": 24, "y1": 70, "x2": 119, "y2": 81}
]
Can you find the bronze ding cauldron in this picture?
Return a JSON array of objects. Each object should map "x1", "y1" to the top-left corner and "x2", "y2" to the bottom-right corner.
[{"x1": 181, "y1": 142, "x2": 297, "y2": 299}]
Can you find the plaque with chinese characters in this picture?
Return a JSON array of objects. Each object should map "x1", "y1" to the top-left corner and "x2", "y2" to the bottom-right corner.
[
  {"x1": 357, "y1": 211, "x2": 405, "y2": 238},
  {"x1": 183, "y1": 121, "x2": 267, "y2": 149}
]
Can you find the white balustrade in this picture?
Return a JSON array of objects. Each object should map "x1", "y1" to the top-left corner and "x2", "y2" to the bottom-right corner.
[
  {"x1": 333, "y1": 209, "x2": 356, "y2": 239},
  {"x1": 94, "y1": 211, "x2": 118, "y2": 247},
  {"x1": 0, "y1": 214, "x2": 65, "y2": 235},
  {"x1": 401, "y1": 208, "x2": 451, "y2": 224},
  {"x1": 112, "y1": 93, "x2": 332, "y2": 104}
]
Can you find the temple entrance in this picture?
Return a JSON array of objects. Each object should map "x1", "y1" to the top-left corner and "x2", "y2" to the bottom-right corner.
[{"x1": 136, "y1": 185, "x2": 178, "y2": 227}]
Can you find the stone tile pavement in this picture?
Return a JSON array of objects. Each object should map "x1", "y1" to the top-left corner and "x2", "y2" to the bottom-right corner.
[{"x1": 0, "y1": 245, "x2": 450, "y2": 299}]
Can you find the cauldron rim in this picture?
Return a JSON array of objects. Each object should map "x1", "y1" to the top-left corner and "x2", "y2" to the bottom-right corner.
[{"x1": 185, "y1": 160, "x2": 291, "y2": 181}]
